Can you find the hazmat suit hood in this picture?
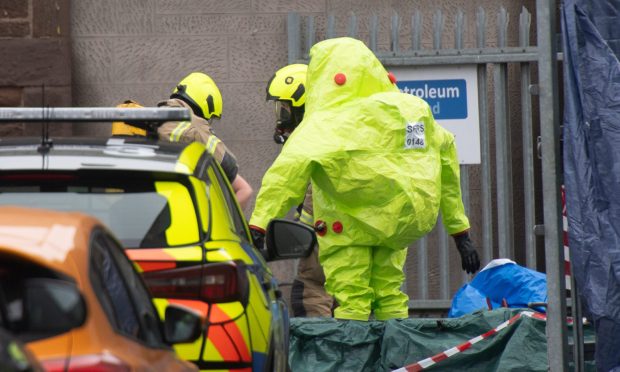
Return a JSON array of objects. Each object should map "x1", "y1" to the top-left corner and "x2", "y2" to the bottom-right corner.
[{"x1": 304, "y1": 37, "x2": 398, "y2": 117}]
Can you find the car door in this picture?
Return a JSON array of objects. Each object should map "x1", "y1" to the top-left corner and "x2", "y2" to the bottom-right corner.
[{"x1": 202, "y1": 160, "x2": 287, "y2": 371}]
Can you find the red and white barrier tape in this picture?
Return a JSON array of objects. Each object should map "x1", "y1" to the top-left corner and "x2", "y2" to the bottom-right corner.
[
  {"x1": 391, "y1": 311, "x2": 547, "y2": 372},
  {"x1": 561, "y1": 185, "x2": 571, "y2": 291}
]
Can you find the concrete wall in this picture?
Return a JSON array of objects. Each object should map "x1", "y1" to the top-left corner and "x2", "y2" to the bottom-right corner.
[
  {"x1": 0, "y1": 0, "x2": 72, "y2": 136},
  {"x1": 71, "y1": 0, "x2": 538, "y2": 312}
]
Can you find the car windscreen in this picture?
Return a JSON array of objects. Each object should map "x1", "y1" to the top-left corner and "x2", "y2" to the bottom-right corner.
[{"x1": 0, "y1": 171, "x2": 202, "y2": 248}]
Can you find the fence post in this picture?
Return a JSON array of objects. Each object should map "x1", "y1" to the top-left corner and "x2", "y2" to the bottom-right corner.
[
  {"x1": 476, "y1": 7, "x2": 494, "y2": 265},
  {"x1": 520, "y1": 7, "x2": 537, "y2": 270},
  {"x1": 327, "y1": 13, "x2": 335, "y2": 39},
  {"x1": 391, "y1": 11, "x2": 400, "y2": 53},
  {"x1": 536, "y1": 0, "x2": 569, "y2": 370},
  {"x1": 432, "y1": 10, "x2": 443, "y2": 50},
  {"x1": 456, "y1": 9, "x2": 470, "y2": 284},
  {"x1": 348, "y1": 12, "x2": 358, "y2": 38},
  {"x1": 305, "y1": 15, "x2": 315, "y2": 59},
  {"x1": 370, "y1": 14, "x2": 378, "y2": 52},
  {"x1": 494, "y1": 7, "x2": 514, "y2": 260},
  {"x1": 411, "y1": 11, "x2": 421, "y2": 51},
  {"x1": 287, "y1": 12, "x2": 301, "y2": 64}
]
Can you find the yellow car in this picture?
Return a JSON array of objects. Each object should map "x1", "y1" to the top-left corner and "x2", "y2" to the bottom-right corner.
[
  {"x1": 0, "y1": 107, "x2": 315, "y2": 372},
  {"x1": 0, "y1": 206, "x2": 200, "y2": 371}
]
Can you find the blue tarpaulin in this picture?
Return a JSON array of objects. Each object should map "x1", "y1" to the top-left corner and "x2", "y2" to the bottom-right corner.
[
  {"x1": 448, "y1": 259, "x2": 547, "y2": 318},
  {"x1": 562, "y1": 0, "x2": 620, "y2": 370}
]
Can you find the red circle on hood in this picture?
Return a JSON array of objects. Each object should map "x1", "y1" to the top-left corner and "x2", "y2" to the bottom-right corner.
[
  {"x1": 388, "y1": 72, "x2": 397, "y2": 84},
  {"x1": 334, "y1": 73, "x2": 347, "y2": 85}
]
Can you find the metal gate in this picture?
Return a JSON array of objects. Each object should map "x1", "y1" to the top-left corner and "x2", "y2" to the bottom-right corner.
[{"x1": 286, "y1": 1, "x2": 570, "y2": 370}]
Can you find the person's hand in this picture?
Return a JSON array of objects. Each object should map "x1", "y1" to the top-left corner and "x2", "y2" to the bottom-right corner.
[
  {"x1": 249, "y1": 225, "x2": 266, "y2": 252},
  {"x1": 453, "y1": 231, "x2": 480, "y2": 274}
]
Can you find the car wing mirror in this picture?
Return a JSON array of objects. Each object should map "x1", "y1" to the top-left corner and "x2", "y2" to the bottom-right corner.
[
  {"x1": 164, "y1": 304, "x2": 203, "y2": 344},
  {"x1": 265, "y1": 219, "x2": 316, "y2": 261},
  {"x1": 23, "y1": 278, "x2": 87, "y2": 339}
]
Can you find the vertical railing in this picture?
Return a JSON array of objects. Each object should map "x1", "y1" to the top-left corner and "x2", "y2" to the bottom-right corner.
[
  {"x1": 456, "y1": 9, "x2": 470, "y2": 284},
  {"x1": 287, "y1": 13, "x2": 301, "y2": 64},
  {"x1": 536, "y1": 0, "x2": 569, "y2": 369},
  {"x1": 327, "y1": 14, "x2": 335, "y2": 39},
  {"x1": 429, "y1": 8, "x2": 451, "y2": 301},
  {"x1": 305, "y1": 16, "x2": 315, "y2": 58},
  {"x1": 369, "y1": 14, "x2": 378, "y2": 52},
  {"x1": 391, "y1": 11, "x2": 400, "y2": 53},
  {"x1": 494, "y1": 7, "x2": 514, "y2": 260},
  {"x1": 410, "y1": 9, "x2": 428, "y2": 303},
  {"x1": 520, "y1": 7, "x2": 537, "y2": 269},
  {"x1": 348, "y1": 12, "x2": 357, "y2": 38},
  {"x1": 412, "y1": 11, "x2": 422, "y2": 52},
  {"x1": 477, "y1": 7, "x2": 494, "y2": 266}
]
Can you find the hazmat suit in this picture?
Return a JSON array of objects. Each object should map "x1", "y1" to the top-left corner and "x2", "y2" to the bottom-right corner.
[{"x1": 250, "y1": 37, "x2": 474, "y2": 320}]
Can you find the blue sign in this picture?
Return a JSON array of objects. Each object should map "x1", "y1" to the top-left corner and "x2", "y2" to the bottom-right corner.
[{"x1": 396, "y1": 79, "x2": 468, "y2": 120}]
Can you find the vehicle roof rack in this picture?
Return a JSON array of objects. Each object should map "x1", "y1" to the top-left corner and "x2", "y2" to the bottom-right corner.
[
  {"x1": 0, "y1": 107, "x2": 193, "y2": 154},
  {"x1": 0, "y1": 107, "x2": 191, "y2": 122}
]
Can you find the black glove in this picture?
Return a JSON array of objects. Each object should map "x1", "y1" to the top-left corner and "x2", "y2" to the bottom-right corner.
[
  {"x1": 249, "y1": 225, "x2": 268, "y2": 259},
  {"x1": 453, "y1": 231, "x2": 480, "y2": 274},
  {"x1": 249, "y1": 225, "x2": 265, "y2": 249}
]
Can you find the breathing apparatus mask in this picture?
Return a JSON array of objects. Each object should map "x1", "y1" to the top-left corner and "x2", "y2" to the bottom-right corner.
[{"x1": 273, "y1": 100, "x2": 303, "y2": 144}]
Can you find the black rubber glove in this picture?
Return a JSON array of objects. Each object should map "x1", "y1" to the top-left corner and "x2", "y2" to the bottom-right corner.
[{"x1": 453, "y1": 231, "x2": 481, "y2": 274}]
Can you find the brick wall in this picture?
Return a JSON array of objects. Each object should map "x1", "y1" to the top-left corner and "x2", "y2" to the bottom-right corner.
[{"x1": 0, "y1": 0, "x2": 72, "y2": 136}]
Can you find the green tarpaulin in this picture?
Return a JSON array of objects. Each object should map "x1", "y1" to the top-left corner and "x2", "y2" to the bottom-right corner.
[{"x1": 289, "y1": 308, "x2": 595, "y2": 371}]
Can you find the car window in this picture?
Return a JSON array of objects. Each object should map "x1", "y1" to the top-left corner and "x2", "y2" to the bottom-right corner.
[
  {"x1": 89, "y1": 229, "x2": 166, "y2": 348},
  {"x1": 200, "y1": 166, "x2": 241, "y2": 242},
  {"x1": 207, "y1": 164, "x2": 250, "y2": 241},
  {"x1": 0, "y1": 256, "x2": 77, "y2": 341},
  {"x1": 190, "y1": 177, "x2": 210, "y2": 234},
  {"x1": 0, "y1": 171, "x2": 201, "y2": 248}
]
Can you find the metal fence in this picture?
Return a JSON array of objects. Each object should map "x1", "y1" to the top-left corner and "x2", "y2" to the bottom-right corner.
[
  {"x1": 287, "y1": 5, "x2": 542, "y2": 310},
  {"x1": 287, "y1": 1, "x2": 570, "y2": 370}
]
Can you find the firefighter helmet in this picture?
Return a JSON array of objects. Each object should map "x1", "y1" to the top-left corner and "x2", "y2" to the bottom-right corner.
[
  {"x1": 111, "y1": 100, "x2": 147, "y2": 137},
  {"x1": 171, "y1": 72, "x2": 223, "y2": 120},
  {"x1": 266, "y1": 64, "x2": 307, "y2": 144},
  {"x1": 266, "y1": 64, "x2": 307, "y2": 107}
]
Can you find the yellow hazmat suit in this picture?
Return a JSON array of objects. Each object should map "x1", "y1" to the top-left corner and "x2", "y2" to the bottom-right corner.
[{"x1": 250, "y1": 37, "x2": 469, "y2": 320}]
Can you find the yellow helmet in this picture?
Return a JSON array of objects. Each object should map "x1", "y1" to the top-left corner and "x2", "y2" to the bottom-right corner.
[
  {"x1": 171, "y1": 72, "x2": 223, "y2": 120},
  {"x1": 266, "y1": 64, "x2": 307, "y2": 144},
  {"x1": 111, "y1": 100, "x2": 147, "y2": 136},
  {"x1": 266, "y1": 64, "x2": 307, "y2": 107}
]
